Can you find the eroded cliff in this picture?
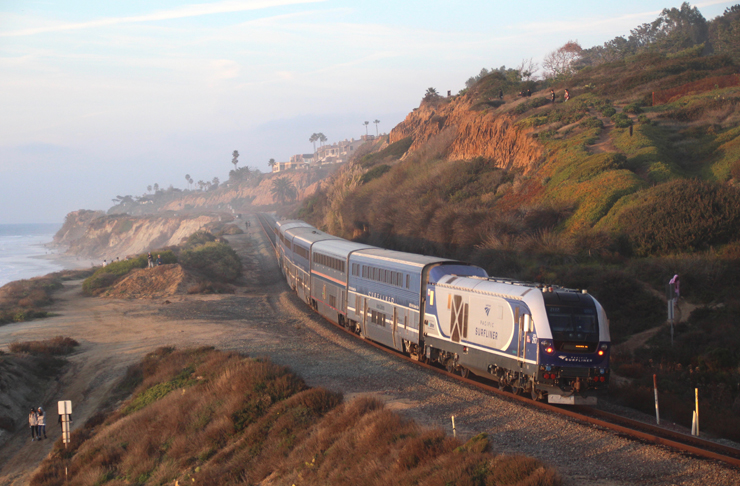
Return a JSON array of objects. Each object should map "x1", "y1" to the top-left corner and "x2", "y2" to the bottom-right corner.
[
  {"x1": 389, "y1": 96, "x2": 542, "y2": 172},
  {"x1": 54, "y1": 211, "x2": 225, "y2": 260}
]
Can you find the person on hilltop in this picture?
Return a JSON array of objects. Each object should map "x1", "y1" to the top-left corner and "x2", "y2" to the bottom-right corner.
[
  {"x1": 526, "y1": 88, "x2": 531, "y2": 97},
  {"x1": 564, "y1": 89, "x2": 570, "y2": 101},
  {"x1": 550, "y1": 89, "x2": 555, "y2": 104},
  {"x1": 37, "y1": 407, "x2": 47, "y2": 440},
  {"x1": 147, "y1": 252, "x2": 154, "y2": 268},
  {"x1": 498, "y1": 89, "x2": 503, "y2": 100},
  {"x1": 28, "y1": 408, "x2": 38, "y2": 441},
  {"x1": 156, "y1": 254, "x2": 163, "y2": 266}
]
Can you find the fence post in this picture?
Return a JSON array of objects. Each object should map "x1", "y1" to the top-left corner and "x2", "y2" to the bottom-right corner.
[
  {"x1": 451, "y1": 415, "x2": 456, "y2": 438},
  {"x1": 653, "y1": 374, "x2": 660, "y2": 425},
  {"x1": 695, "y1": 388, "x2": 700, "y2": 437}
]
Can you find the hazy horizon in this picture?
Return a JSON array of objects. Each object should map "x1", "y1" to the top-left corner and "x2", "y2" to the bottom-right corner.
[{"x1": 1, "y1": 0, "x2": 734, "y2": 224}]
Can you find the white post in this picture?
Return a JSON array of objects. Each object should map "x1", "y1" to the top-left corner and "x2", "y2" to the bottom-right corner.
[
  {"x1": 691, "y1": 411, "x2": 697, "y2": 436},
  {"x1": 653, "y1": 374, "x2": 660, "y2": 425},
  {"x1": 58, "y1": 400, "x2": 72, "y2": 482},
  {"x1": 451, "y1": 415, "x2": 456, "y2": 438},
  {"x1": 695, "y1": 388, "x2": 699, "y2": 437}
]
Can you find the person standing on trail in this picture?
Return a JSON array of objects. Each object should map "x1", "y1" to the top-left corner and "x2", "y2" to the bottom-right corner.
[
  {"x1": 147, "y1": 252, "x2": 154, "y2": 268},
  {"x1": 156, "y1": 254, "x2": 163, "y2": 266},
  {"x1": 28, "y1": 408, "x2": 38, "y2": 441},
  {"x1": 550, "y1": 89, "x2": 555, "y2": 104},
  {"x1": 564, "y1": 89, "x2": 570, "y2": 101},
  {"x1": 37, "y1": 407, "x2": 47, "y2": 439},
  {"x1": 670, "y1": 274, "x2": 680, "y2": 299}
]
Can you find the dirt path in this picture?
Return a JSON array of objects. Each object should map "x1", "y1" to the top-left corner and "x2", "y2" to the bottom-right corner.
[{"x1": 1, "y1": 215, "x2": 738, "y2": 486}]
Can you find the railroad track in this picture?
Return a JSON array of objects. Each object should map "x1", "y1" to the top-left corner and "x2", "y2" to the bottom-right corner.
[{"x1": 255, "y1": 213, "x2": 740, "y2": 469}]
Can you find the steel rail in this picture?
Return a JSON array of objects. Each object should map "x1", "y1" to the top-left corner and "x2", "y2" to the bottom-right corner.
[{"x1": 255, "y1": 213, "x2": 740, "y2": 469}]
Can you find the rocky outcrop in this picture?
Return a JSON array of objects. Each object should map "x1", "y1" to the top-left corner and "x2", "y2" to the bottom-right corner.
[
  {"x1": 389, "y1": 97, "x2": 542, "y2": 173},
  {"x1": 53, "y1": 212, "x2": 224, "y2": 260}
]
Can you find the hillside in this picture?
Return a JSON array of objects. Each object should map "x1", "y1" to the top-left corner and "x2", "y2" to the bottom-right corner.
[
  {"x1": 30, "y1": 347, "x2": 560, "y2": 486},
  {"x1": 294, "y1": 5, "x2": 740, "y2": 439}
]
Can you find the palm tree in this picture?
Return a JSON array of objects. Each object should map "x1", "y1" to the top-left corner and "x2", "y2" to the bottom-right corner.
[
  {"x1": 373, "y1": 119, "x2": 380, "y2": 136},
  {"x1": 309, "y1": 133, "x2": 319, "y2": 152},
  {"x1": 268, "y1": 158, "x2": 276, "y2": 171},
  {"x1": 318, "y1": 133, "x2": 327, "y2": 146},
  {"x1": 153, "y1": 183, "x2": 159, "y2": 192},
  {"x1": 271, "y1": 177, "x2": 298, "y2": 205},
  {"x1": 147, "y1": 185, "x2": 152, "y2": 193},
  {"x1": 232, "y1": 150, "x2": 239, "y2": 171},
  {"x1": 363, "y1": 121, "x2": 369, "y2": 136},
  {"x1": 184, "y1": 174, "x2": 190, "y2": 190}
]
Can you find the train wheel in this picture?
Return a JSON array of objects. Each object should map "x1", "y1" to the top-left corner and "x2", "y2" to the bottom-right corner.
[
  {"x1": 458, "y1": 366, "x2": 470, "y2": 379},
  {"x1": 497, "y1": 379, "x2": 506, "y2": 391}
]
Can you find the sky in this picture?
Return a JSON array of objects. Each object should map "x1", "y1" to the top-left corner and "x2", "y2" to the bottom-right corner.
[{"x1": 0, "y1": 0, "x2": 735, "y2": 223}]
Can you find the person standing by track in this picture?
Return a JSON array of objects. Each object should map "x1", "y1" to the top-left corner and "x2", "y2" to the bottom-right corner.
[
  {"x1": 37, "y1": 407, "x2": 47, "y2": 440},
  {"x1": 28, "y1": 408, "x2": 38, "y2": 441}
]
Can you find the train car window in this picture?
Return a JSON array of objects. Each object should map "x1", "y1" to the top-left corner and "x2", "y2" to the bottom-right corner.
[{"x1": 406, "y1": 274, "x2": 410, "y2": 289}]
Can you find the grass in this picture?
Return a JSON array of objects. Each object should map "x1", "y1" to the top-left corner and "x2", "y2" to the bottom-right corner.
[
  {"x1": 30, "y1": 347, "x2": 561, "y2": 486},
  {"x1": 9, "y1": 336, "x2": 79, "y2": 355},
  {"x1": 0, "y1": 273, "x2": 79, "y2": 326},
  {"x1": 82, "y1": 251, "x2": 177, "y2": 295}
]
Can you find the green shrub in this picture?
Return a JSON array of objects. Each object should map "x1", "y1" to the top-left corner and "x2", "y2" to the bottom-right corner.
[
  {"x1": 360, "y1": 164, "x2": 391, "y2": 184},
  {"x1": 579, "y1": 116, "x2": 604, "y2": 129},
  {"x1": 623, "y1": 103, "x2": 643, "y2": 114},
  {"x1": 600, "y1": 106, "x2": 616, "y2": 117},
  {"x1": 358, "y1": 137, "x2": 412, "y2": 168},
  {"x1": 183, "y1": 231, "x2": 218, "y2": 249},
  {"x1": 611, "y1": 112, "x2": 633, "y2": 128},
  {"x1": 637, "y1": 114, "x2": 650, "y2": 124},
  {"x1": 618, "y1": 179, "x2": 740, "y2": 256},
  {"x1": 179, "y1": 242, "x2": 242, "y2": 282}
]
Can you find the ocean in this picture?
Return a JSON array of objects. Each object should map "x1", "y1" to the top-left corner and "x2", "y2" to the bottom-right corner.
[{"x1": 0, "y1": 223, "x2": 67, "y2": 287}]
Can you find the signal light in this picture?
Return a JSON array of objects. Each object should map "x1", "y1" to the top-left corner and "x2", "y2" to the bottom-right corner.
[
  {"x1": 600, "y1": 376, "x2": 606, "y2": 382},
  {"x1": 598, "y1": 350, "x2": 604, "y2": 356},
  {"x1": 545, "y1": 347, "x2": 554, "y2": 354}
]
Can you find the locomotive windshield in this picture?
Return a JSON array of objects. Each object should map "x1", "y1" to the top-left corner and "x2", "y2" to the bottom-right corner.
[{"x1": 546, "y1": 305, "x2": 598, "y2": 343}]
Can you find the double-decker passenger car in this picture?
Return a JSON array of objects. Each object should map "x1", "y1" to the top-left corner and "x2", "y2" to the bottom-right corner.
[{"x1": 272, "y1": 218, "x2": 610, "y2": 404}]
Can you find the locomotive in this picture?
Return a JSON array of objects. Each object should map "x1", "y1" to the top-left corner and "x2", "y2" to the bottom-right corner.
[{"x1": 272, "y1": 218, "x2": 610, "y2": 405}]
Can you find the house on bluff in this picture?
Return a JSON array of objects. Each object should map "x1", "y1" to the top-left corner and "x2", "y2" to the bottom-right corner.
[{"x1": 273, "y1": 137, "x2": 373, "y2": 172}]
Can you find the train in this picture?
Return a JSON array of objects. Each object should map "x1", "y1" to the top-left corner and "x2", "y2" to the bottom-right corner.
[{"x1": 271, "y1": 218, "x2": 610, "y2": 405}]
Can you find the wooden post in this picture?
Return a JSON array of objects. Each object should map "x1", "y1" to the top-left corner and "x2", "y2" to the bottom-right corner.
[
  {"x1": 653, "y1": 374, "x2": 660, "y2": 425},
  {"x1": 451, "y1": 415, "x2": 456, "y2": 438}
]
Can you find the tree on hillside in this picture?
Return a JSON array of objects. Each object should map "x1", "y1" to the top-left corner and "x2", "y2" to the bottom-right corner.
[
  {"x1": 309, "y1": 133, "x2": 319, "y2": 153},
  {"x1": 188, "y1": 176, "x2": 194, "y2": 188},
  {"x1": 232, "y1": 151, "x2": 239, "y2": 171},
  {"x1": 212, "y1": 177, "x2": 219, "y2": 189},
  {"x1": 153, "y1": 183, "x2": 159, "y2": 192},
  {"x1": 709, "y1": 5, "x2": 740, "y2": 56},
  {"x1": 543, "y1": 40, "x2": 582, "y2": 79},
  {"x1": 373, "y1": 119, "x2": 380, "y2": 136},
  {"x1": 318, "y1": 133, "x2": 327, "y2": 146},
  {"x1": 268, "y1": 158, "x2": 276, "y2": 170},
  {"x1": 147, "y1": 185, "x2": 152, "y2": 193},
  {"x1": 185, "y1": 174, "x2": 191, "y2": 190},
  {"x1": 517, "y1": 58, "x2": 538, "y2": 81},
  {"x1": 423, "y1": 87, "x2": 440, "y2": 102},
  {"x1": 363, "y1": 121, "x2": 370, "y2": 136},
  {"x1": 271, "y1": 177, "x2": 298, "y2": 205}
]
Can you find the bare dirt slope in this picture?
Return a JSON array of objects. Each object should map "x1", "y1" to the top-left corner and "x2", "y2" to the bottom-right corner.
[
  {"x1": 1, "y1": 216, "x2": 739, "y2": 486},
  {"x1": 101, "y1": 264, "x2": 199, "y2": 299}
]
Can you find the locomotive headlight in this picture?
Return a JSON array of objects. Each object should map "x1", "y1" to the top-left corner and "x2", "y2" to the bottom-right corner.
[
  {"x1": 545, "y1": 346, "x2": 554, "y2": 354},
  {"x1": 600, "y1": 343, "x2": 608, "y2": 350}
]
